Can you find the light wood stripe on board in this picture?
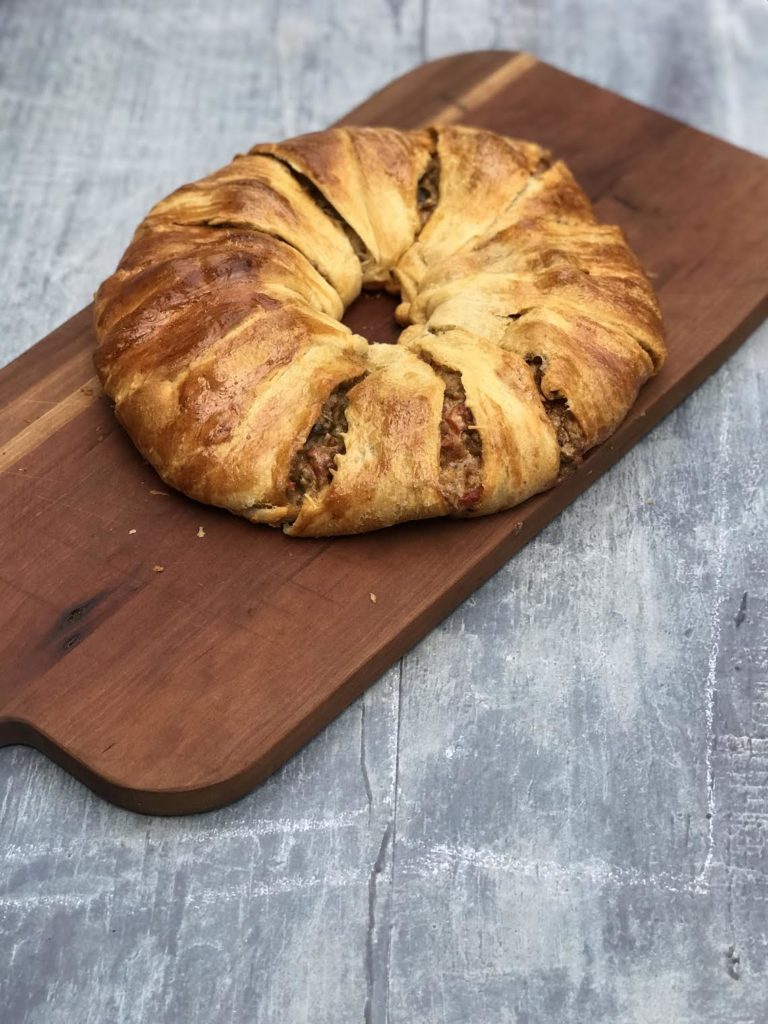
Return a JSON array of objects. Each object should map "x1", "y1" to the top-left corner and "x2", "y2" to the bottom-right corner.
[
  {"x1": 0, "y1": 376, "x2": 101, "y2": 472},
  {"x1": 425, "y1": 52, "x2": 538, "y2": 125}
]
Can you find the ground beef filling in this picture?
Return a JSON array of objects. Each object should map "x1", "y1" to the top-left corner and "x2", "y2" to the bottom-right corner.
[
  {"x1": 526, "y1": 356, "x2": 586, "y2": 464},
  {"x1": 426, "y1": 361, "x2": 483, "y2": 510},
  {"x1": 287, "y1": 379, "x2": 362, "y2": 501},
  {"x1": 417, "y1": 158, "x2": 440, "y2": 227},
  {"x1": 546, "y1": 400, "x2": 586, "y2": 462}
]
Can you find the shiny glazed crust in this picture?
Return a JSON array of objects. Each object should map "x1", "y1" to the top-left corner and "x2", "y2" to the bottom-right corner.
[{"x1": 93, "y1": 125, "x2": 666, "y2": 536}]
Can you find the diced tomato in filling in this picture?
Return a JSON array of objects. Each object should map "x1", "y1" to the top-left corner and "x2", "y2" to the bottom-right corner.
[
  {"x1": 306, "y1": 441, "x2": 342, "y2": 488},
  {"x1": 458, "y1": 484, "x2": 484, "y2": 508},
  {"x1": 440, "y1": 398, "x2": 470, "y2": 461}
]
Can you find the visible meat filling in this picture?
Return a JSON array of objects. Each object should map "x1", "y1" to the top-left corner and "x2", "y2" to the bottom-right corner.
[
  {"x1": 286, "y1": 377, "x2": 363, "y2": 502},
  {"x1": 526, "y1": 356, "x2": 586, "y2": 465},
  {"x1": 546, "y1": 399, "x2": 586, "y2": 462},
  {"x1": 423, "y1": 357, "x2": 483, "y2": 510},
  {"x1": 417, "y1": 157, "x2": 440, "y2": 227}
]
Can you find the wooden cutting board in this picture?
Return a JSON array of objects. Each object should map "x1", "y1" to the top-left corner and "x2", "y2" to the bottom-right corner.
[{"x1": 1, "y1": 52, "x2": 766, "y2": 814}]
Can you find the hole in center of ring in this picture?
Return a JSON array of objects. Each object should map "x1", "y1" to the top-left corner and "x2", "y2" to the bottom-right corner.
[{"x1": 341, "y1": 289, "x2": 402, "y2": 345}]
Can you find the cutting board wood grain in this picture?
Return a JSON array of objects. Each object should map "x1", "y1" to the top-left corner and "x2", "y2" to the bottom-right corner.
[{"x1": 1, "y1": 52, "x2": 766, "y2": 814}]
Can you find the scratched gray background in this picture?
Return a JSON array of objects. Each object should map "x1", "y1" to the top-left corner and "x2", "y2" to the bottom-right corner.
[{"x1": 1, "y1": 1, "x2": 767, "y2": 1022}]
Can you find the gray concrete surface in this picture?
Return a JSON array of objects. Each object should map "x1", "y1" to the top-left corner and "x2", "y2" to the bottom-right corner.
[{"x1": 1, "y1": 2, "x2": 767, "y2": 1022}]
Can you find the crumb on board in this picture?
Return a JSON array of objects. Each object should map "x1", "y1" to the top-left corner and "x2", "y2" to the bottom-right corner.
[
  {"x1": 370, "y1": 592, "x2": 377, "y2": 604},
  {"x1": 197, "y1": 526, "x2": 206, "y2": 538},
  {"x1": 152, "y1": 565, "x2": 165, "y2": 573},
  {"x1": 128, "y1": 528, "x2": 137, "y2": 535}
]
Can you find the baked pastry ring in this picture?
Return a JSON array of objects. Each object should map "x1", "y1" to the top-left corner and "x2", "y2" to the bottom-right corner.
[{"x1": 94, "y1": 125, "x2": 665, "y2": 536}]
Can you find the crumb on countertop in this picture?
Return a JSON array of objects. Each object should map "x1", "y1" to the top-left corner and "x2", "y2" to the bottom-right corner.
[
  {"x1": 197, "y1": 526, "x2": 206, "y2": 538},
  {"x1": 152, "y1": 565, "x2": 165, "y2": 573},
  {"x1": 149, "y1": 489, "x2": 168, "y2": 496},
  {"x1": 370, "y1": 592, "x2": 377, "y2": 604},
  {"x1": 128, "y1": 528, "x2": 137, "y2": 535}
]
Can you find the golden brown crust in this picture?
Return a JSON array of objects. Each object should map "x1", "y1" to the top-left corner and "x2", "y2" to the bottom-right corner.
[
  {"x1": 401, "y1": 328, "x2": 562, "y2": 515},
  {"x1": 95, "y1": 229, "x2": 343, "y2": 382},
  {"x1": 250, "y1": 127, "x2": 432, "y2": 287},
  {"x1": 285, "y1": 345, "x2": 449, "y2": 536},
  {"x1": 394, "y1": 126, "x2": 553, "y2": 304},
  {"x1": 142, "y1": 154, "x2": 362, "y2": 304},
  {"x1": 93, "y1": 124, "x2": 667, "y2": 536}
]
